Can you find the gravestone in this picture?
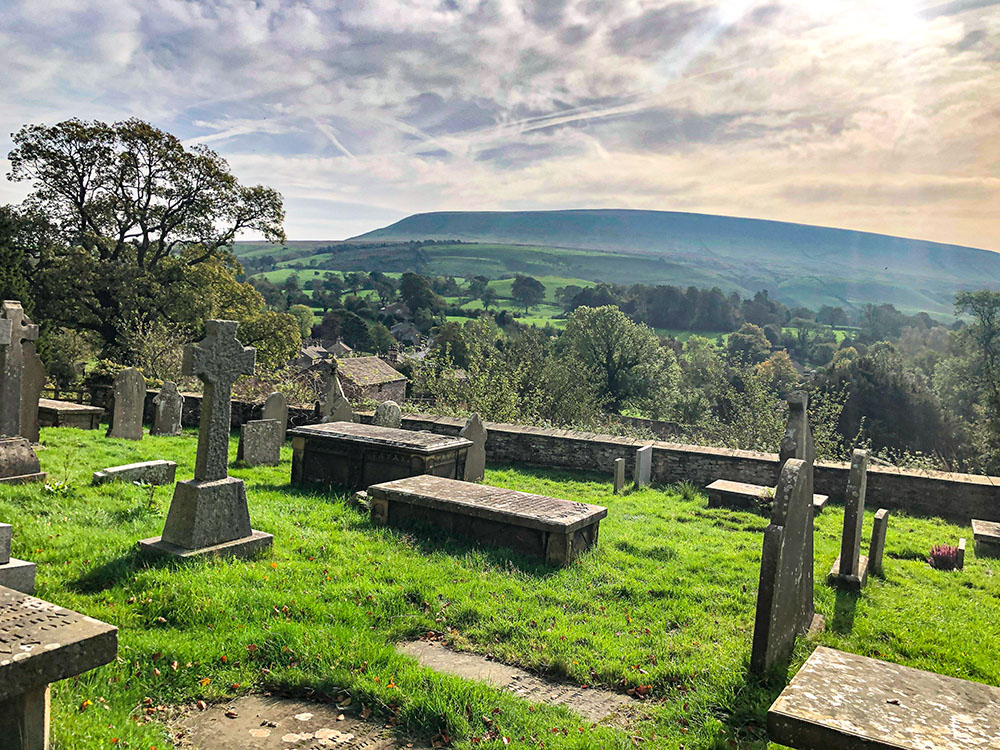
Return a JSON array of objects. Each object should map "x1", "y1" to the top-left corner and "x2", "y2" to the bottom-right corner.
[
  {"x1": 150, "y1": 381, "x2": 184, "y2": 436},
  {"x1": 971, "y1": 519, "x2": 1000, "y2": 558},
  {"x1": 460, "y1": 413, "x2": 487, "y2": 482},
  {"x1": 320, "y1": 373, "x2": 354, "y2": 423},
  {"x1": 633, "y1": 445, "x2": 652, "y2": 488},
  {"x1": 140, "y1": 320, "x2": 272, "y2": 559},
  {"x1": 777, "y1": 390, "x2": 815, "y2": 627},
  {"x1": 869, "y1": 509, "x2": 890, "y2": 577},
  {"x1": 93, "y1": 460, "x2": 177, "y2": 486},
  {"x1": 106, "y1": 367, "x2": 146, "y2": 440},
  {"x1": 957, "y1": 538, "x2": 966, "y2": 570},
  {"x1": 0, "y1": 301, "x2": 45, "y2": 485},
  {"x1": 751, "y1": 458, "x2": 820, "y2": 675},
  {"x1": 0, "y1": 523, "x2": 35, "y2": 594},
  {"x1": 0, "y1": 586, "x2": 117, "y2": 750},
  {"x1": 373, "y1": 400, "x2": 402, "y2": 428},
  {"x1": 262, "y1": 391, "x2": 288, "y2": 443},
  {"x1": 829, "y1": 449, "x2": 870, "y2": 590},
  {"x1": 613, "y1": 457, "x2": 625, "y2": 494},
  {"x1": 18, "y1": 341, "x2": 45, "y2": 444},
  {"x1": 237, "y1": 419, "x2": 281, "y2": 466}
]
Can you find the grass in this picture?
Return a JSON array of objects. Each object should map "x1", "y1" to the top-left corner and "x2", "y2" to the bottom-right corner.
[{"x1": 11, "y1": 428, "x2": 998, "y2": 749}]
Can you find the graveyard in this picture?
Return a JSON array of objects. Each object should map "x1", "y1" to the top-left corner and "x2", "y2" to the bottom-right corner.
[{"x1": 1, "y1": 422, "x2": 997, "y2": 749}]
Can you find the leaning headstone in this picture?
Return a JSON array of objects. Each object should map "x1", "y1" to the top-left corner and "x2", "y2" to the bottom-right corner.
[
  {"x1": 140, "y1": 320, "x2": 272, "y2": 559},
  {"x1": 0, "y1": 586, "x2": 117, "y2": 750},
  {"x1": 93, "y1": 460, "x2": 177, "y2": 486},
  {"x1": 320, "y1": 373, "x2": 354, "y2": 423},
  {"x1": 777, "y1": 390, "x2": 815, "y2": 626},
  {"x1": 0, "y1": 522, "x2": 36, "y2": 594},
  {"x1": 633, "y1": 445, "x2": 652, "y2": 488},
  {"x1": 106, "y1": 367, "x2": 146, "y2": 440},
  {"x1": 0, "y1": 301, "x2": 45, "y2": 485},
  {"x1": 751, "y1": 458, "x2": 820, "y2": 675},
  {"x1": 460, "y1": 413, "x2": 487, "y2": 482},
  {"x1": 262, "y1": 391, "x2": 289, "y2": 442},
  {"x1": 373, "y1": 400, "x2": 402, "y2": 428},
  {"x1": 613, "y1": 457, "x2": 626, "y2": 494},
  {"x1": 869, "y1": 509, "x2": 890, "y2": 577},
  {"x1": 237, "y1": 419, "x2": 282, "y2": 466},
  {"x1": 829, "y1": 449, "x2": 870, "y2": 590},
  {"x1": 150, "y1": 381, "x2": 184, "y2": 436},
  {"x1": 18, "y1": 341, "x2": 45, "y2": 444}
]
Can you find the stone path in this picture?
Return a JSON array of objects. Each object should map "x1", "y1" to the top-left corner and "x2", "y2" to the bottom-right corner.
[
  {"x1": 175, "y1": 695, "x2": 429, "y2": 750},
  {"x1": 398, "y1": 640, "x2": 634, "y2": 722}
]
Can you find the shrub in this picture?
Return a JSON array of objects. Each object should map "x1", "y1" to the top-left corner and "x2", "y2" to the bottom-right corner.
[{"x1": 928, "y1": 544, "x2": 961, "y2": 570}]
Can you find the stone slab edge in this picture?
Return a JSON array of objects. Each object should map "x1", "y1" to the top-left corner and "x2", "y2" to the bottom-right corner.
[
  {"x1": 0, "y1": 472, "x2": 46, "y2": 486},
  {"x1": 138, "y1": 530, "x2": 273, "y2": 560}
]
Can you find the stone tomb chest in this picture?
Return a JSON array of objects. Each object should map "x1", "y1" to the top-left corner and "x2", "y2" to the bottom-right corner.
[
  {"x1": 37, "y1": 398, "x2": 104, "y2": 430},
  {"x1": 289, "y1": 422, "x2": 472, "y2": 490},
  {"x1": 768, "y1": 646, "x2": 1000, "y2": 750},
  {"x1": 367, "y1": 475, "x2": 608, "y2": 565}
]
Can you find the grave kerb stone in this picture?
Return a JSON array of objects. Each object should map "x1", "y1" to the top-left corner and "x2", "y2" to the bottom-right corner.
[
  {"x1": 869, "y1": 509, "x2": 890, "y2": 577},
  {"x1": 92, "y1": 460, "x2": 177, "y2": 486}
]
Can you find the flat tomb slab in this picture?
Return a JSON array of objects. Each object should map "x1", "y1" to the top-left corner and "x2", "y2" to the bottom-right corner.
[
  {"x1": 972, "y1": 519, "x2": 1000, "y2": 557},
  {"x1": 289, "y1": 422, "x2": 472, "y2": 491},
  {"x1": 93, "y1": 459, "x2": 177, "y2": 486},
  {"x1": 37, "y1": 398, "x2": 104, "y2": 429},
  {"x1": 767, "y1": 646, "x2": 1000, "y2": 750},
  {"x1": 0, "y1": 585, "x2": 118, "y2": 701},
  {"x1": 706, "y1": 479, "x2": 828, "y2": 513},
  {"x1": 368, "y1": 475, "x2": 607, "y2": 564}
]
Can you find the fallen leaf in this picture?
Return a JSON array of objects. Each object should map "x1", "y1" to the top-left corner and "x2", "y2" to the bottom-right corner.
[{"x1": 225, "y1": 710, "x2": 239, "y2": 719}]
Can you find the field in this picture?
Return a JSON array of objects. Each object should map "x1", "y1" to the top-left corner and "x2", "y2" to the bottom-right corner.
[{"x1": 7, "y1": 428, "x2": 998, "y2": 749}]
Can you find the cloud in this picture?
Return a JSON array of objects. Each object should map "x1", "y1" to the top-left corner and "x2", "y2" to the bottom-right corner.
[{"x1": 0, "y1": 0, "x2": 997, "y2": 249}]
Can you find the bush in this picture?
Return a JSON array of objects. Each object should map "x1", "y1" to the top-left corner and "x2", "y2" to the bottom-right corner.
[{"x1": 928, "y1": 544, "x2": 961, "y2": 570}]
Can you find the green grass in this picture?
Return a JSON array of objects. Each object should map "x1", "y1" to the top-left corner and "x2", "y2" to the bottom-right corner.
[{"x1": 13, "y1": 429, "x2": 997, "y2": 749}]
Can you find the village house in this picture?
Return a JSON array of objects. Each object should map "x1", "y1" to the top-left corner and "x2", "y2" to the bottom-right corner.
[{"x1": 336, "y1": 355, "x2": 407, "y2": 403}]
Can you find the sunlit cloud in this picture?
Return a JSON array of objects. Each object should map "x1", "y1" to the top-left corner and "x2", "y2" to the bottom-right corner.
[{"x1": 0, "y1": 0, "x2": 997, "y2": 248}]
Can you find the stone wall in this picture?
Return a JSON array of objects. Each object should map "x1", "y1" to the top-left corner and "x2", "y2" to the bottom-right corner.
[
  {"x1": 355, "y1": 412, "x2": 1000, "y2": 525},
  {"x1": 142, "y1": 391, "x2": 316, "y2": 430}
]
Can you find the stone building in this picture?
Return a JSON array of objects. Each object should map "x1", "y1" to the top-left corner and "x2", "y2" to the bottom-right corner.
[{"x1": 336, "y1": 356, "x2": 407, "y2": 403}]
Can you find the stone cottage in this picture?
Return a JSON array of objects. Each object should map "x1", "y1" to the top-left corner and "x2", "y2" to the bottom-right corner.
[{"x1": 336, "y1": 356, "x2": 407, "y2": 403}]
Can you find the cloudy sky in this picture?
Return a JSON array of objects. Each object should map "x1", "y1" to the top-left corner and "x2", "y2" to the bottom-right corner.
[{"x1": 1, "y1": 0, "x2": 998, "y2": 248}]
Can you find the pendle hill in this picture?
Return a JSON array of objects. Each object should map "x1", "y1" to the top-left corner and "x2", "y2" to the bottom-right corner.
[{"x1": 237, "y1": 209, "x2": 1000, "y2": 316}]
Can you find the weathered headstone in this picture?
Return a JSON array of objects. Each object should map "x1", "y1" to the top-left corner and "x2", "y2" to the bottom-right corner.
[
  {"x1": 0, "y1": 586, "x2": 117, "y2": 750},
  {"x1": 633, "y1": 445, "x2": 652, "y2": 488},
  {"x1": 777, "y1": 390, "x2": 815, "y2": 627},
  {"x1": 373, "y1": 400, "x2": 402, "y2": 428},
  {"x1": 0, "y1": 522, "x2": 36, "y2": 594},
  {"x1": 237, "y1": 419, "x2": 281, "y2": 466},
  {"x1": 0, "y1": 301, "x2": 45, "y2": 485},
  {"x1": 140, "y1": 320, "x2": 272, "y2": 559},
  {"x1": 751, "y1": 458, "x2": 820, "y2": 675},
  {"x1": 93, "y1": 460, "x2": 177, "y2": 486},
  {"x1": 460, "y1": 413, "x2": 487, "y2": 482},
  {"x1": 613, "y1": 457, "x2": 626, "y2": 494},
  {"x1": 150, "y1": 381, "x2": 184, "y2": 436},
  {"x1": 320, "y1": 373, "x2": 354, "y2": 423},
  {"x1": 869, "y1": 509, "x2": 890, "y2": 577},
  {"x1": 829, "y1": 449, "x2": 870, "y2": 590},
  {"x1": 262, "y1": 391, "x2": 288, "y2": 442},
  {"x1": 106, "y1": 367, "x2": 146, "y2": 440},
  {"x1": 18, "y1": 341, "x2": 45, "y2": 444}
]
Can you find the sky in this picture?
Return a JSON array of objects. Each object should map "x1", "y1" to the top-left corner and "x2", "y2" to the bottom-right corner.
[{"x1": 0, "y1": 0, "x2": 998, "y2": 248}]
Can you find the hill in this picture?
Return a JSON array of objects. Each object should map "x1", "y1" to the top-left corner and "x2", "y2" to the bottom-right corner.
[{"x1": 344, "y1": 209, "x2": 1000, "y2": 315}]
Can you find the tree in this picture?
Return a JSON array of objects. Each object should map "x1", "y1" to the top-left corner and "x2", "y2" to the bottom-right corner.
[
  {"x1": 560, "y1": 305, "x2": 678, "y2": 413},
  {"x1": 368, "y1": 321, "x2": 396, "y2": 354},
  {"x1": 727, "y1": 323, "x2": 771, "y2": 364},
  {"x1": 481, "y1": 288, "x2": 499, "y2": 311},
  {"x1": 288, "y1": 304, "x2": 314, "y2": 338},
  {"x1": 954, "y1": 290, "x2": 1000, "y2": 468},
  {"x1": 7, "y1": 118, "x2": 285, "y2": 360},
  {"x1": 399, "y1": 272, "x2": 441, "y2": 312},
  {"x1": 0, "y1": 206, "x2": 33, "y2": 310},
  {"x1": 511, "y1": 274, "x2": 545, "y2": 313},
  {"x1": 757, "y1": 350, "x2": 798, "y2": 394}
]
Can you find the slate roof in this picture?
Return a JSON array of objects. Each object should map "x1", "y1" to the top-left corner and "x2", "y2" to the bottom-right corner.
[{"x1": 336, "y1": 356, "x2": 406, "y2": 386}]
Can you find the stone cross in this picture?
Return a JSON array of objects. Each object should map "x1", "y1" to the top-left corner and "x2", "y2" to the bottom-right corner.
[
  {"x1": 183, "y1": 320, "x2": 255, "y2": 481},
  {"x1": 460, "y1": 413, "x2": 487, "y2": 482},
  {"x1": 151, "y1": 381, "x2": 184, "y2": 436},
  {"x1": 778, "y1": 390, "x2": 815, "y2": 624},
  {"x1": 830, "y1": 449, "x2": 869, "y2": 588},
  {"x1": 374, "y1": 400, "x2": 402, "y2": 428},
  {"x1": 321, "y1": 373, "x2": 354, "y2": 423},
  {"x1": 751, "y1": 458, "x2": 818, "y2": 675},
  {"x1": 0, "y1": 301, "x2": 39, "y2": 438},
  {"x1": 262, "y1": 391, "x2": 289, "y2": 443}
]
